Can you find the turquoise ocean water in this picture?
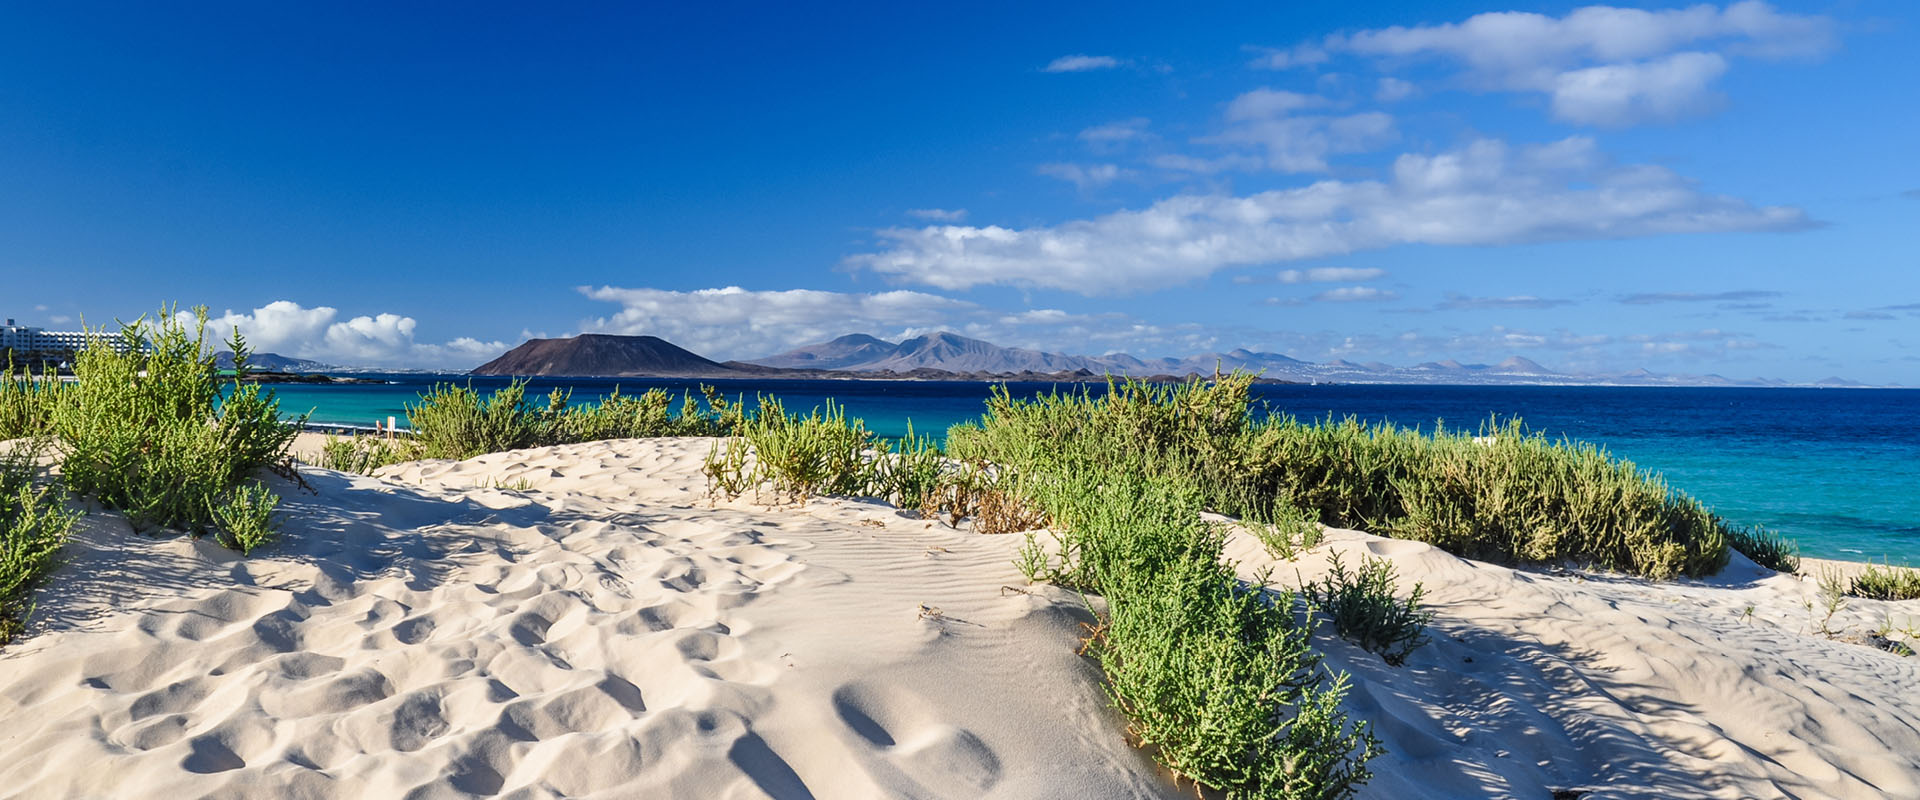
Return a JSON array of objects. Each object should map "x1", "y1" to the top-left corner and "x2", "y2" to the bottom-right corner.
[{"x1": 269, "y1": 376, "x2": 1920, "y2": 564}]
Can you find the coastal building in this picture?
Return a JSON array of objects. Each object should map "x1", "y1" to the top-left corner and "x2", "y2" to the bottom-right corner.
[{"x1": 1, "y1": 318, "x2": 135, "y2": 363}]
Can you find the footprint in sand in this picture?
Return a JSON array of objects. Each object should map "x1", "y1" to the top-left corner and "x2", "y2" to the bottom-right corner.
[{"x1": 830, "y1": 682, "x2": 1003, "y2": 794}]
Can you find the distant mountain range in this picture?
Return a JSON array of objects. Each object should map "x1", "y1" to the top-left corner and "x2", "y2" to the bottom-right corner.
[
  {"x1": 747, "y1": 332, "x2": 1872, "y2": 387},
  {"x1": 464, "y1": 330, "x2": 1878, "y2": 387},
  {"x1": 215, "y1": 351, "x2": 335, "y2": 372}
]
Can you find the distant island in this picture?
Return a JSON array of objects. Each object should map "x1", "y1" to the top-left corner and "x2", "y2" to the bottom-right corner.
[
  {"x1": 468, "y1": 333, "x2": 1261, "y2": 383},
  {"x1": 467, "y1": 331, "x2": 1875, "y2": 388}
]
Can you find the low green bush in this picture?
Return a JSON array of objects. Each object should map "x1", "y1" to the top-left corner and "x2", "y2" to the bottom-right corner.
[
  {"x1": 406, "y1": 381, "x2": 552, "y2": 460},
  {"x1": 405, "y1": 381, "x2": 747, "y2": 461},
  {"x1": 1851, "y1": 561, "x2": 1920, "y2": 601},
  {"x1": 50, "y1": 310, "x2": 300, "y2": 541},
  {"x1": 873, "y1": 421, "x2": 947, "y2": 511},
  {"x1": 1012, "y1": 436, "x2": 1380, "y2": 798},
  {"x1": 212, "y1": 482, "x2": 280, "y2": 554},
  {"x1": 1727, "y1": 525, "x2": 1800, "y2": 573},
  {"x1": 0, "y1": 442, "x2": 78, "y2": 644},
  {"x1": 949, "y1": 375, "x2": 1738, "y2": 579},
  {"x1": 1251, "y1": 499, "x2": 1324, "y2": 561},
  {"x1": 0, "y1": 363, "x2": 63, "y2": 440},
  {"x1": 1303, "y1": 551, "x2": 1433, "y2": 667},
  {"x1": 740, "y1": 397, "x2": 876, "y2": 502},
  {"x1": 318, "y1": 434, "x2": 416, "y2": 474}
]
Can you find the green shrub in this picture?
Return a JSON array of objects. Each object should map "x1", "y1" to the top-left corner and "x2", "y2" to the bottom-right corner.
[
  {"x1": 0, "y1": 442, "x2": 78, "y2": 644},
  {"x1": 405, "y1": 382, "x2": 746, "y2": 460},
  {"x1": 949, "y1": 375, "x2": 1735, "y2": 579},
  {"x1": 1018, "y1": 443, "x2": 1380, "y2": 798},
  {"x1": 1251, "y1": 500, "x2": 1324, "y2": 561},
  {"x1": 1727, "y1": 525, "x2": 1799, "y2": 573},
  {"x1": 50, "y1": 310, "x2": 300, "y2": 540},
  {"x1": 1851, "y1": 561, "x2": 1920, "y2": 601},
  {"x1": 743, "y1": 398, "x2": 875, "y2": 502},
  {"x1": 873, "y1": 421, "x2": 948, "y2": 511},
  {"x1": 406, "y1": 380, "x2": 553, "y2": 460},
  {"x1": 1303, "y1": 551, "x2": 1433, "y2": 667},
  {"x1": 0, "y1": 363, "x2": 63, "y2": 440},
  {"x1": 212, "y1": 482, "x2": 279, "y2": 554},
  {"x1": 317, "y1": 434, "x2": 417, "y2": 474}
]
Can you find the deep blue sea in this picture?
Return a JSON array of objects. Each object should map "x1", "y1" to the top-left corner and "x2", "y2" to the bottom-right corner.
[{"x1": 270, "y1": 376, "x2": 1920, "y2": 564}]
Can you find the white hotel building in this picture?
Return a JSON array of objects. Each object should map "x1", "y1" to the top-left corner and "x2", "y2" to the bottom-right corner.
[{"x1": 1, "y1": 318, "x2": 135, "y2": 360}]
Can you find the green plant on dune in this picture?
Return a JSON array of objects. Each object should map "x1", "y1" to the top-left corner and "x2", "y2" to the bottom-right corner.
[
  {"x1": 1001, "y1": 422, "x2": 1380, "y2": 799},
  {"x1": 397, "y1": 380, "x2": 747, "y2": 463},
  {"x1": 1811, "y1": 565, "x2": 1849, "y2": 637},
  {"x1": 211, "y1": 481, "x2": 280, "y2": 554},
  {"x1": 50, "y1": 309, "x2": 301, "y2": 544},
  {"x1": 873, "y1": 420, "x2": 948, "y2": 511},
  {"x1": 405, "y1": 380, "x2": 552, "y2": 460},
  {"x1": 1727, "y1": 525, "x2": 1800, "y2": 573},
  {"x1": 1251, "y1": 498, "x2": 1324, "y2": 561},
  {"x1": 317, "y1": 433, "x2": 417, "y2": 475},
  {"x1": 0, "y1": 360, "x2": 64, "y2": 440},
  {"x1": 1850, "y1": 561, "x2": 1920, "y2": 601},
  {"x1": 1303, "y1": 551, "x2": 1433, "y2": 667},
  {"x1": 948, "y1": 374, "x2": 1740, "y2": 579},
  {"x1": 0, "y1": 440, "x2": 78, "y2": 644},
  {"x1": 738, "y1": 397, "x2": 876, "y2": 503}
]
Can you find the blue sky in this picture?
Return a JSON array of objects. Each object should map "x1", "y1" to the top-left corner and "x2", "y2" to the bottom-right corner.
[{"x1": 3, "y1": 1, "x2": 1915, "y2": 382}]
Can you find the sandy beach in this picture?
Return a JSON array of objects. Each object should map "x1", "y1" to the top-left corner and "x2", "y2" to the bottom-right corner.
[{"x1": 3, "y1": 436, "x2": 1917, "y2": 798}]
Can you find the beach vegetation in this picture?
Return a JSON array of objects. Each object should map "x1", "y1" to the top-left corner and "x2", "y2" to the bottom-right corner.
[
  {"x1": 400, "y1": 380, "x2": 748, "y2": 463},
  {"x1": 211, "y1": 482, "x2": 280, "y2": 554},
  {"x1": 49, "y1": 310, "x2": 302, "y2": 544},
  {"x1": 1811, "y1": 566, "x2": 1849, "y2": 637},
  {"x1": 0, "y1": 361, "x2": 64, "y2": 440},
  {"x1": 405, "y1": 381, "x2": 554, "y2": 460},
  {"x1": 0, "y1": 441, "x2": 78, "y2": 645},
  {"x1": 1251, "y1": 500, "x2": 1324, "y2": 561},
  {"x1": 981, "y1": 409, "x2": 1381, "y2": 798},
  {"x1": 317, "y1": 434, "x2": 414, "y2": 474},
  {"x1": 947, "y1": 375, "x2": 1735, "y2": 579},
  {"x1": 1302, "y1": 551, "x2": 1433, "y2": 667},
  {"x1": 1850, "y1": 561, "x2": 1920, "y2": 601},
  {"x1": 1728, "y1": 525, "x2": 1800, "y2": 573}
]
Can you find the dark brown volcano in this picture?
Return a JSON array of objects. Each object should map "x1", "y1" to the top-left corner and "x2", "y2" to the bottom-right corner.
[{"x1": 471, "y1": 334, "x2": 747, "y2": 377}]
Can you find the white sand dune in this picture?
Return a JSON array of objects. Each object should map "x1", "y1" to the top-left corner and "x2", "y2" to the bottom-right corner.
[{"x1": 2, "y1": 437, "x2": 1917, "y2": 798}]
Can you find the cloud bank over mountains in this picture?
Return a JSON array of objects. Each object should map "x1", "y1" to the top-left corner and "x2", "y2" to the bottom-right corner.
[{"x1": 183, "y1": 301, "x2": 505, "y2": 369}]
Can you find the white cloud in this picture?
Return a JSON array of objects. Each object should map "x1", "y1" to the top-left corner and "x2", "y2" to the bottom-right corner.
[
  {"x1": 1037, "y1": 162, "x2": 1132, "y2": 191},
  {"x1": 1278, "y1": 267, "x2": 1386, "y2": 284},
  {"x1": 1375, "y1": 77, "x2": 1417, "y2": 102},
  {"x1": 1248, "y1": 44, "x2": 1330, "y2": 70},
  {"x1": 1043, "y1": 54, "x2": 1121, "y2": 73},
  {"x1": 1313, "y1": 286, "x2": 1398, "y2": 302},
  {"x1": 1193, "y1": 89, "x2": 1394, "y2": 173},
  {"x1": 847, "y1": 137, "x2": 1810, "y2": 293},
  {"x1": 578, "y1": 286, "x2": 980, "y2": 360},
  {"x1": 1079, "y1": 118, "x2": 1151, "y2": 145},
  {"x1": 191, "y1": 300, "x2": 505, "y2": 369},
  {"x1": 907, "y1": 208, "x2": 968, "y2": 222},
  {"x1": 1322, "y1": 1, "x2": 1835, "y2": 125},
  {"x1": 1436, "y1": 294, "x2": 1574, "y2": 310},
  {"x1": 1149, "y1": 153, "x2": 1266, "y2": 175},
  {"x1": 1550, "y1": 51, "x2": 1728, "y2": 125},
  {"x1": 1225, "y1": 89, "x2": 1326, "y2": 121}
]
